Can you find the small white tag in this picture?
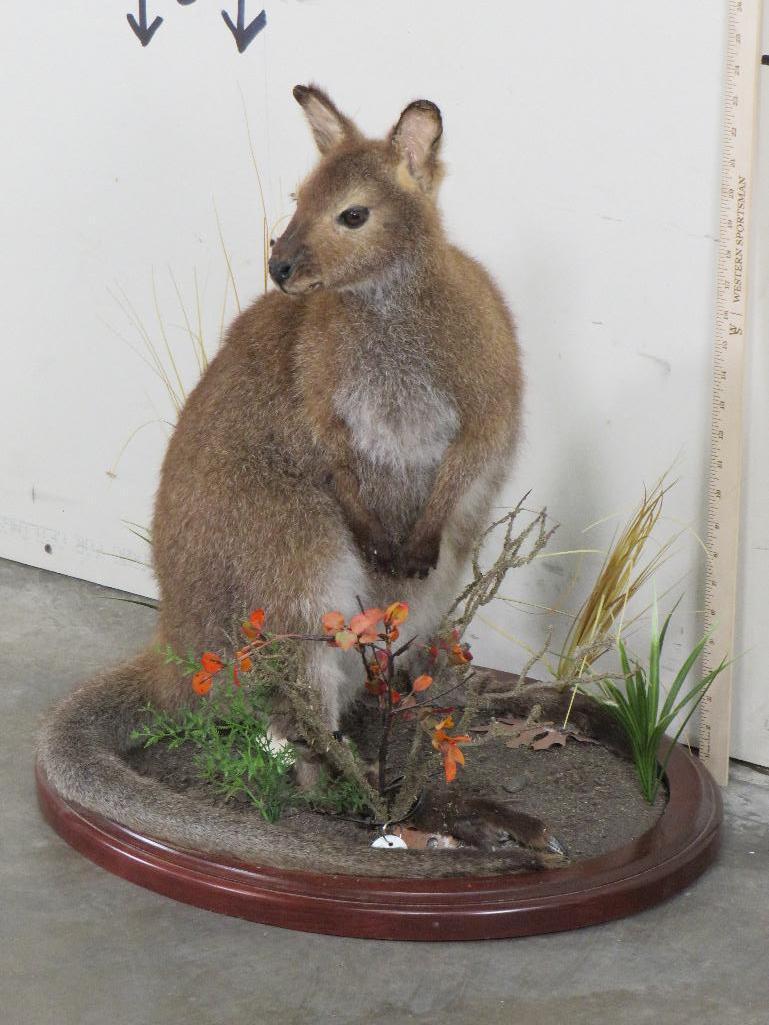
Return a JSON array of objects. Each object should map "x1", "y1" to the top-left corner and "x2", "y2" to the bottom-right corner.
[{"x1": 371, "y1": 833, "x2": 408, "y2": 849}]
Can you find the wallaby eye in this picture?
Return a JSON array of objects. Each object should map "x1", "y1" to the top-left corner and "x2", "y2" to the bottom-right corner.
[{"x1": 338, "y1": 206, "x2": 369, "y2": 229}]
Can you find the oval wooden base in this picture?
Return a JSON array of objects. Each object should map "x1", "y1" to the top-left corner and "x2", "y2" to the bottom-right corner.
[{"x1": 35, "y1": 742, "x2": 722, "y2": 942}]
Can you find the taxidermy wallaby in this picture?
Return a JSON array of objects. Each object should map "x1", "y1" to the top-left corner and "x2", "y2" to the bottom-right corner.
[{"x1": 42, "y1": 86, "x2": 567, "y2": 862}]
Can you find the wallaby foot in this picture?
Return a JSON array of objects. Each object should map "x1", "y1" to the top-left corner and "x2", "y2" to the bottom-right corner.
[
  {"x1": 288, "y1": 732, "x2": 367, "y2": 796},
  {"x1": 292, "y1": 744, "x2": 326, "y2": 791},
  {"x1": 266, "y1": 714, "x2": 326, "y2": 792}
]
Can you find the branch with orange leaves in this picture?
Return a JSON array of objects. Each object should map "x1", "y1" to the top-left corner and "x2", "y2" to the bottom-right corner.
[
  {"x1": 162, "y1": 494, "x2": 558, "y2": 823},
  {"x1": 320, "y1": 602, "x2": 475, "y2": 796},
  {"x1": 161, "y1": 609, "x2": 329, "y2": 696},
  {"x1": 168, "y1": 600, "x2": 481, "y2": 822}
]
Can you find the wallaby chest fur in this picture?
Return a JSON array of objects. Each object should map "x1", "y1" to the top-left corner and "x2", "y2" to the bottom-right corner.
[{"x1": 148, "y1": 86, "x2": 523, "y2": 731}]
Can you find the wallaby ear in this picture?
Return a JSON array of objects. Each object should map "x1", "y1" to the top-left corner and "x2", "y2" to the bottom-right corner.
[
  {"x1": 293, "y1": 84, "x2": 359, "y2": 154},
  {"x1": 389, "y1": 100, "x2": 443, "y2": 191}
]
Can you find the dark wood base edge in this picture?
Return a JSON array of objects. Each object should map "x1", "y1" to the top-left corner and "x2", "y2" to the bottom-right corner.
[{"x1": 35, "y1": 740, "x2": 722, "y2": 942}]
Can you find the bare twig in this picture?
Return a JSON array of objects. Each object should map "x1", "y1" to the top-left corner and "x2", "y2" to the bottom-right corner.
[
  {"x1": 473, "y1": 626, "x2": 554, "y2": 712},
  {"x1": 447, "y1": 498, "x2": 557, "y2": 635}
]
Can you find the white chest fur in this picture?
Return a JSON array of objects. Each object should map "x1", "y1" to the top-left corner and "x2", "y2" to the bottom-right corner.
[{"x1": 333, "y1": 368, "x2": 458, "y2": 475}]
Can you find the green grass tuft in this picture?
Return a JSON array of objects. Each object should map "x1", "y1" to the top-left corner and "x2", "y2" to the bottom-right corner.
[{"x1": 593, "y1": 595, "x2": 728, "y2": 803}]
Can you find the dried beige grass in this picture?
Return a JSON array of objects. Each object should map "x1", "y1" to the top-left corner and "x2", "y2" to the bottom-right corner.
[{"x1": 555, "y1": 474, "x2": 677, "y2": 683}]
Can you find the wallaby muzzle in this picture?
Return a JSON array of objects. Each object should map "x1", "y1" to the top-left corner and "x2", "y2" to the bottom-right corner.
[
  {"x1": 268, "y1": 256, "x2": 295, "y2": 287},
  {"x1": 269, "y1": 216, "x2": 314, "y2": 292}
]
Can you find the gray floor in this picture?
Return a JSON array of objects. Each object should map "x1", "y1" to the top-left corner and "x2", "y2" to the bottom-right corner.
[{"x1": 3, "y1": 557, "x2": 769, "y2": 1025}]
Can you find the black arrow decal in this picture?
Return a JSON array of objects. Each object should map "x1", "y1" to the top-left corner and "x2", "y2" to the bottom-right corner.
[
  {"x1": 221, "y1": 2, "x2": 266, "y2": 53},
  {"x1": 127, "y1": 0, "x2": 163, "y2": 47}
]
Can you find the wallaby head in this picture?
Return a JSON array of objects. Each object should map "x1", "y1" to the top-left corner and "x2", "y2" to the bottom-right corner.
[{"x1": 268, "y1": 84, "x2": 444, "y2": 296}]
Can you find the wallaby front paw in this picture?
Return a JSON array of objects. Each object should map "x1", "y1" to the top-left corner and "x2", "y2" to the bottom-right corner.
[
  {"x1": 354, "y1": 528, "x2": 401, "y2": 577},
  {"x1": 401, "y1": 532, "x2": 441, "y2": 579}
]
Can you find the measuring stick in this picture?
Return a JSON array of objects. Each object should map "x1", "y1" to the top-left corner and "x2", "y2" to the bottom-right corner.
[{"x1": 699, "y1": 0, "x2": 764, "y2": 785}]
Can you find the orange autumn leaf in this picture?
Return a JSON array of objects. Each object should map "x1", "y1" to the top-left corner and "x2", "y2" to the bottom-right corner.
[
  {"x1": 200, "y1": 651, "x2": 224, "y2": 675},
  {"x1": 191, "y1": 671, "x2": 213, "y2": 696},
  {"x1": 352, "y1": 610, "x2": 371, "y2": 635},
  {"x1": 241, "y1": 608, "x2": 266, "y2": 640},
  {"x1": 350, "y1": 608, "x2": 384, "y2": 632},
  {"x1": 448, "y1": 642, "x2": 473, "y2": 665},
  {"x1": 322, "y1": 611, "x2": 346, "y2": 635},
  {"x1": 439, "y1": 740, "x2": 470, "y2": 782},
  {"x1": 235, "y1": 648, "x2": 253, "y2": 672},
  {"x1": 350, "y1": 608, "x2": 384, "y2": 644},
  {"x1": 431, "y1": 714, "x2": 470, "y2": 782},
  {"x1": 447, "y1": 732, "x2": 470, "y2": 747},
  {"x1": 412, "y1": 674, "x2": 433, "y2": 693},
  {"x1": 364, "y1": 678, "x2": 400, "y2": 706},
  {"x1": 334, "y1": 629, "x2": 358, "y2": 651},
  {"x1": 354, "y1": 629, "x2": 379, "y2": 645},
  {"x1": 384, "y1": 601, "x2": 409, "y2": 627},
  {"x1": 431, "y1": 714, "x2": 455, "y2": 742},
  {"x1": 447, "y1": 743, "x2": 465, "y2": 767},
  {"x1": 375, "y1": 650, "x2": 390, "y2": 672},
  {"x1": 441, "y1": 743, "x2": 463, "y2": 782}
]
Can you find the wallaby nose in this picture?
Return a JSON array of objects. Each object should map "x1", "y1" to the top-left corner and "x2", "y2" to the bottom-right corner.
[{"x1": 268, "y1": 257, "x2": 294, "y2": 287}]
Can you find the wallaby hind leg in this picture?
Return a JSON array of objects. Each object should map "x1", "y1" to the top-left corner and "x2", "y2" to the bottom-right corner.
[
  {"x1": 276, "y1": 642, "x2": 359, "y2": 792},
  {"x1": 263, "y1": 539, "x2": 373, "y2": 788}
]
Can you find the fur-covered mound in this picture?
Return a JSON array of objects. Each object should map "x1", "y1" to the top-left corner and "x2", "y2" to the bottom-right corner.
[{"x1": 37, "y1": 657, "x2": 658, "y2": 879}]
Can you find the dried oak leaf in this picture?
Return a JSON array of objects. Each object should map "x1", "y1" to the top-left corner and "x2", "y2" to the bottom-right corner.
[
  {"x1": 492, "y1": 716, "x2": 599, "y2": 751},
  {"x1": 529, "y1": 727, "x2": 569, "y2": 751},
  {"x1": 504, "y1": 725, "x2": 563, "y2": 749}
]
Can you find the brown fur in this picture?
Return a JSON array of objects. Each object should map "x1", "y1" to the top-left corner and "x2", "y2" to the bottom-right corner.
[{"x1": 39, "y1": 87, "x2": 528, "y2": 861}]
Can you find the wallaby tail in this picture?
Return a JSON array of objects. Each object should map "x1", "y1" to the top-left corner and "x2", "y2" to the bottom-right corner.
[
  {"x1": 37, "y1": 651, "x2": 346, "y2": 871},
  {"x1": 36, "y1": 651, "x2": 204, "y2": 846}
]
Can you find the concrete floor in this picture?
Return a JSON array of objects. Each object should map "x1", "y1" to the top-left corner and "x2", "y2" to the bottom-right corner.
[{"x1": 3, "y1": 557, "x2": 769, "y2": 1025}]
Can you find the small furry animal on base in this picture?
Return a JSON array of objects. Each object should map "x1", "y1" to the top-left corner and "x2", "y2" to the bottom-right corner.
[{"x1": 39, "y1": 86, "x2": 558, "y2": 859}]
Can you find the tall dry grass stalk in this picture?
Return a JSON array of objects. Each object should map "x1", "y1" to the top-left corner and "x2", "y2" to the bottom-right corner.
[
  {"x1": 238, "y1": 85, "x2": 272, "y2": 295},
  {"x1": 555, "y1": 474, "x2": 677, "y2": 683}
]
